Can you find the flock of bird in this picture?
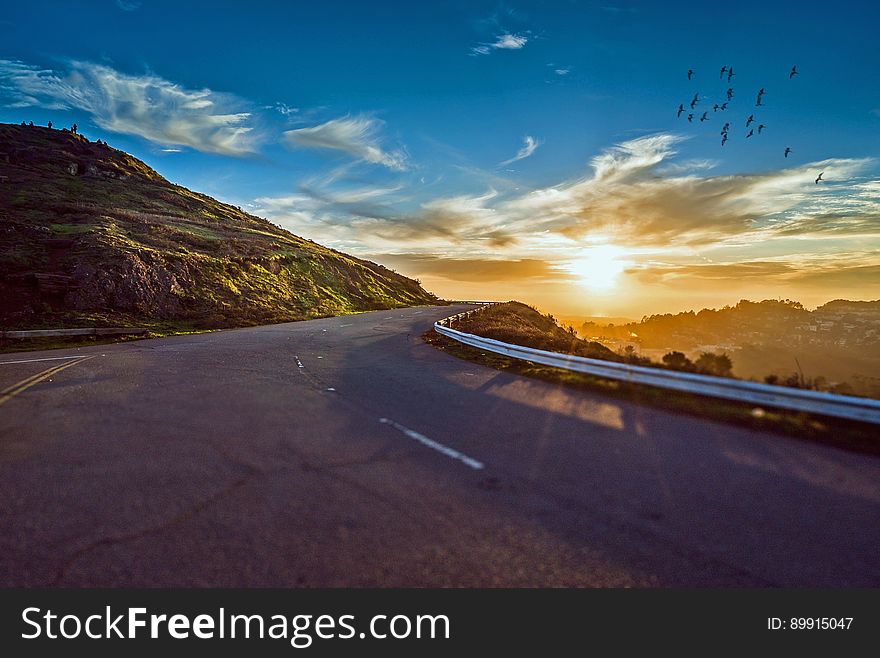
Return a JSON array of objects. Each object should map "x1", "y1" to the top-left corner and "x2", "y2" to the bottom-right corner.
[{"x1": 677, "y1": 64, "x2": 823, "y2": 183}]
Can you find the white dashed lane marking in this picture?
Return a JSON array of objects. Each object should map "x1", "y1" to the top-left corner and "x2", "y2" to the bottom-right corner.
[{"x1": 378, "y1": 418, "x2": 484, "y2": 470}]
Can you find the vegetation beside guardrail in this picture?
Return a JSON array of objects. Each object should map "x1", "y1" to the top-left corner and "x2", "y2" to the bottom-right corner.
[{"x1": 434, "y1": 302, "x2": 880, "y2": 426}]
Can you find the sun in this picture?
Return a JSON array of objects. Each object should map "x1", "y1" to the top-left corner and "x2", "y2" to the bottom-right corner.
[{"x1": 564, "y1": 245, "x2": 629, "y2": 292}]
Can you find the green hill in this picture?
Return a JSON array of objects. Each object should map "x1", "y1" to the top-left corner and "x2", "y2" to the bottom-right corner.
[{"x1": 0, "y1": 123, "x2": 438, "y2": 330}]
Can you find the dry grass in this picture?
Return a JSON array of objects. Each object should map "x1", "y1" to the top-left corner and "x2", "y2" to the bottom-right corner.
[
  {"x1": 450, "y1": 301, "x2": 624, "y2": 360},
  {"x1": 427, "y1": 304, "x2": 880, "y2": 456}
]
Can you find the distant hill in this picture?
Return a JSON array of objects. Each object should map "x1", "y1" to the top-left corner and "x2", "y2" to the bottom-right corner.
[
  {"x1": 0, "y1": 123, "x2": 438, "y2": 329},
  {"x1": 557, "y1": 315, "x2": 636, "y2": 329},
  {"x1": 581, "y1": 299, "x2": 880, "y2": 350},
  {"x1": 815, "y1": 299, "x2": 880, "y2": 313},
  {"x1": 582, "y1": 298, "x2": 880, "y2": 397}
]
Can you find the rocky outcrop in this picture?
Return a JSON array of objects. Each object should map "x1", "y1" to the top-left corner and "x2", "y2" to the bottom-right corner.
[
  {"x1": 84, "y1": 163, "x2": 130, "y2": 180},
  {"x1": 66, "y1": 252, "x2": 186, "y2": 318}
]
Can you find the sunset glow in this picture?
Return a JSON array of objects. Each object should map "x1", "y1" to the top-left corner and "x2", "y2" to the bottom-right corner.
[
  {"x1": 564, "y1": 246, "x2": 630, "y2": 292},
  {"x1": 2, "y1": 1, "x2": 876, "y2": 318}
]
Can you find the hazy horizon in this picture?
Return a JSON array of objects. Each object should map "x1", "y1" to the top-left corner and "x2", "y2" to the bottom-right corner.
[
  {"x1": 395, "y1": 276, "x2": 880, "y2": 320},
  {"x1": 2, "y1": 0, "x2": 877, "y2": 318}
]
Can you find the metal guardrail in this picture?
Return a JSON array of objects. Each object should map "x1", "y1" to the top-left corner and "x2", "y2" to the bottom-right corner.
[
  {"x1": 0, "y1": 328, "x2": 148, "y2": 339},
  {"x1": 435, "y1": 304, "x2": 880, "y2": 425}
]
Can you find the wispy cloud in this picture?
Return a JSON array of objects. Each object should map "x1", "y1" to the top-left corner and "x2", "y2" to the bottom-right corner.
[
  {"x1": 630, "y1": 251, "x2": 880, "y2": 288},
  {"x1": 258, "y1": 132, "x2": 877, "y2": 267},
  {"x1": 116, "y1": 0, "x2": 141, "y2": 11},
  {"x1": 270, "y1": 102, "x2": 299, "y2": 116},
  {"x1": 470, "y1": 33, "x2": 529, "y2": 56},
  {"x1": 377, "y1": 254, "x2": 570, "y2": 282},
  {"x1": 255, "y1": 186, "x2": 515, "y2": 252},
  {"x1": 496, "y1": 134, "x2": 878, "y2": 248},
  {"x1": 544, "y1": 63, "x2": 573, "y2": 84},
  {"x1": 402, "y1": 190, "x2": 505, "y2": 242},
  {"x1": 493, "y1": 33, "x2": 528, "y2": 49},
  {"x1": 501, "y1": 135, "x2": 542, "y2": 165},
  {"x1": 0, "y1": 59, "x2": 256, "y2": 155},
  {"x1": 283, "y1": 115, "x2": 407, "y2": 170}
]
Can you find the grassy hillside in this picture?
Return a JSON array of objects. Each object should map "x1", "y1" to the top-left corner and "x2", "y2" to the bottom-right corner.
[
  {"x1": 0, "y1": 123, "x2": 438, "y2": 330},
  {"x1": 449, "y1": 301, "x2": 620, "y2": 360}
]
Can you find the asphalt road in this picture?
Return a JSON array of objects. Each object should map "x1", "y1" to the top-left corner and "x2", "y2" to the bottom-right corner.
[{"x1": 1, "y1": 304, "x2": 878, "y2": 587}]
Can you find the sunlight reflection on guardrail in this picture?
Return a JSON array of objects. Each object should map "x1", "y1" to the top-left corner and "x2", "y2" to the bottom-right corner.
[{"x1": 434, "y1": 304, "x2": 880, "y2": 425}]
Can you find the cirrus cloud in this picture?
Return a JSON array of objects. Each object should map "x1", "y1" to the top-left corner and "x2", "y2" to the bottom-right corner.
[
  {"x1": 282, "y1": 115, "x2": 407, "y2": 170},
  {"x1": 470, "y1": 33, "x2": 529, "y2": 56},
  {"x1": 376, "y1": 254, "x2": 571, "y2": 282},
  {"x1": 257, "y1": 132, "x2": 878, "y2": 263},
  {"x1": 0, "y1": 59, "x2": 256, "y2": 155},
  {"x1": 628, "y1": 251, "x2": 880, "y2": 290},
  {"x1": 496, "y1": 134, "x2": 879, "y2": 248},
  {"x1": 253, "y1": 131, "x2": 879, "y2": 306},
  {"x1": 254, "y1": 183, "x2": 520, "y2": 253},
  {"x1": 501, "y1": 135, "x2": 542, "y2": 165}
]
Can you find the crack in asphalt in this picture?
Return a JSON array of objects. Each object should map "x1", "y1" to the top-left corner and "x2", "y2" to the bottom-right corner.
[
  {"x1": 50, "y1": 470, "x2": 261, "y2": 586},
  {"x1": 49, "y1": 447, "x2": 451, "y2": 586}
]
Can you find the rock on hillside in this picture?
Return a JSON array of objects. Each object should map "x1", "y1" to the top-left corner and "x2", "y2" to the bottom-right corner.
[{"x1": 0, "y1": 123, "x2": 439, "y2": 329}]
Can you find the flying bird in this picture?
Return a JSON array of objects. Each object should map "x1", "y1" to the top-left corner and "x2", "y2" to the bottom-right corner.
[
  {"x1": 746, "y1": 129, "x2": 754, "y2": 138},
  {"x1": 721, "y1": 102, "x2": 729, "y2": 110},
  {"x1": 678, "y1": 103, "x2": 685, "y2": 117},
  {"x1": 688, "y1": 69, "x2": 694, "y2": 80},
  {"x1": 758, "y1": 124, "x2": 765, "y2": 134},
  {"x1": 815, "y1": 172, "x2": 824, "y2": 184},
  {"x1": 756, "y1": 88, "x2": 765, "y2": 106},
  {"x1": 722, "y1": 122, "x2": 730, "y2": 132},
  {"x1": 726, "y1": 88, "x2": 734, "y2": 101},
  {"x1": 746, "y1": 114, "x2": 754, "y2": 127},
  {"x1": 727, "y1": 67, "x2": 735, "y2": 82},
  {"x1": 784, "y1": 147, "x2": 792, "y2": 157},
  {"x1": 700, "y1": 111, "x2": 709, "y2": 122},
  {"x1": 688, "y1": 113, "x2": 694, "y2": 122},
  {"x1": 713, "y1": 103, "x2": 720, "y2": 112},
  {"x1": 790, "y1": 65, "x2": 798, "y2": 79},
  {"x1": 721, "y1": 134, "x2": 728, "y2": 146},
  {"x1": 720, "y1": 65, "x2": 728, "y2": 79},
  {"x1": 690, "y1": 93, "x2": 699, "y2": 109}
]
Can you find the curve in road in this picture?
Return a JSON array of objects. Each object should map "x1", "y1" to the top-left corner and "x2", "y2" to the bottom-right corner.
[{"x1": 1, "y1": 305, "x2": 878, "y2": 586}]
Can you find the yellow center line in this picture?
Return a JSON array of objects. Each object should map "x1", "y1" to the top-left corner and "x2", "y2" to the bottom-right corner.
[{"x1": 0, "y1": 356, "x2": 96, "y2": 407}]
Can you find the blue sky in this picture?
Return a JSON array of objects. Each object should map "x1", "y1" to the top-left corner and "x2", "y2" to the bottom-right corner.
[{"x1": 2, "y1": 0, "x2": 879, "y2": 316}]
